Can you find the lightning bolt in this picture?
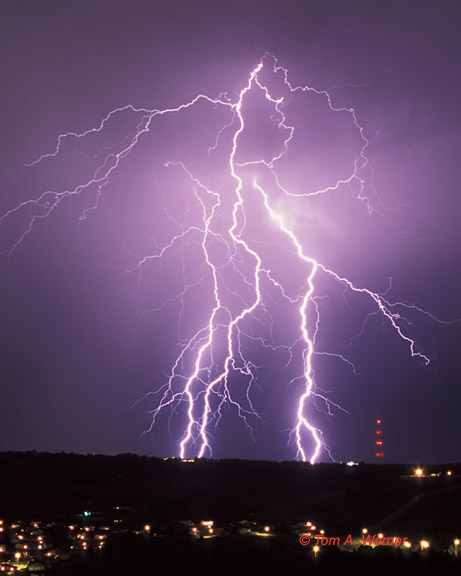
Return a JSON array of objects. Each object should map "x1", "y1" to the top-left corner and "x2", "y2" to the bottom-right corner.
[{"x1": 1, "y1": 53, "x2": 455, "y2": 463}]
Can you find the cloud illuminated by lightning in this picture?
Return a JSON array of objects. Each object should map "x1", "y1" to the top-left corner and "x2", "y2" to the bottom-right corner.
[{"x1": 1, "y1": 53, "x2": 455, "y2": 463}]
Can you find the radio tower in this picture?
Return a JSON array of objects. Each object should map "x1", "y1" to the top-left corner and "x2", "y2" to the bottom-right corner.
[{"x1": 375, "y1": 419, "x2": 384, "y2": 461}]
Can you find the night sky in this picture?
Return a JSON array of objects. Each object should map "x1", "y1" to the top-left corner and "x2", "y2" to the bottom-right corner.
[{"x1": 1, "y1": 0, "x2": 461, "y2": 464}]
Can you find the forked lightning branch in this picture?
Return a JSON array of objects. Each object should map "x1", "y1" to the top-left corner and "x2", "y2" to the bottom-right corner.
[{"x1": 1, "y1": 54, "x2": 453, "y2": 463}]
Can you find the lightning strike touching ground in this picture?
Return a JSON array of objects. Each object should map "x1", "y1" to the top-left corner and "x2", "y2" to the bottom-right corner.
[{"x1": 1, "y1": 53, "x2": 456, "y2": 463}]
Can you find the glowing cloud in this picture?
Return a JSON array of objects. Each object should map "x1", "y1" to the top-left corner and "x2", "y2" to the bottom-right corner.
[{"x1": 1, "y1": 53, "x2": 456, "y2": 463}]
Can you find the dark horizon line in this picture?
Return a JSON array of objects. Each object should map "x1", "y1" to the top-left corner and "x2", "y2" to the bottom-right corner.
[{"x1": 1, "y1": 449, "x2": 459, "y2": 468}]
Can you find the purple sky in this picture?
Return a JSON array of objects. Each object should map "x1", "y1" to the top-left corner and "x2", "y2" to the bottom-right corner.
[{"x1": 1, "y1": 0, "x2": 461, "y2": 463}]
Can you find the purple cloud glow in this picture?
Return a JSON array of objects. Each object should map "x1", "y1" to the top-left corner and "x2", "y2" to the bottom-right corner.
[{"x1": 1, "y1": 1, "x2": 460, "y2": 463}]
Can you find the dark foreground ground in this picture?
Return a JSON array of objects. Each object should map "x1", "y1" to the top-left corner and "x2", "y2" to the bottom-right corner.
[
  {"x1": 1, "y1": 452, "x2": 461, "y2": 574},
  {"x1": 50, "y1": 533, "x2": 461, "y2": 576}
]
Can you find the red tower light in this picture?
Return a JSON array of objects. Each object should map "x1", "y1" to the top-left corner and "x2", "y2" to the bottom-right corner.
[{"x1": 375, "y1": 419, "x2": 384, "y2": 460}]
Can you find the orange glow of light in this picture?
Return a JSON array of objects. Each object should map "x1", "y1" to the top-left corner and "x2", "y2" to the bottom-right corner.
[{"x1": 415, "y1": 468, "x2": 424, "y2": 477}]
